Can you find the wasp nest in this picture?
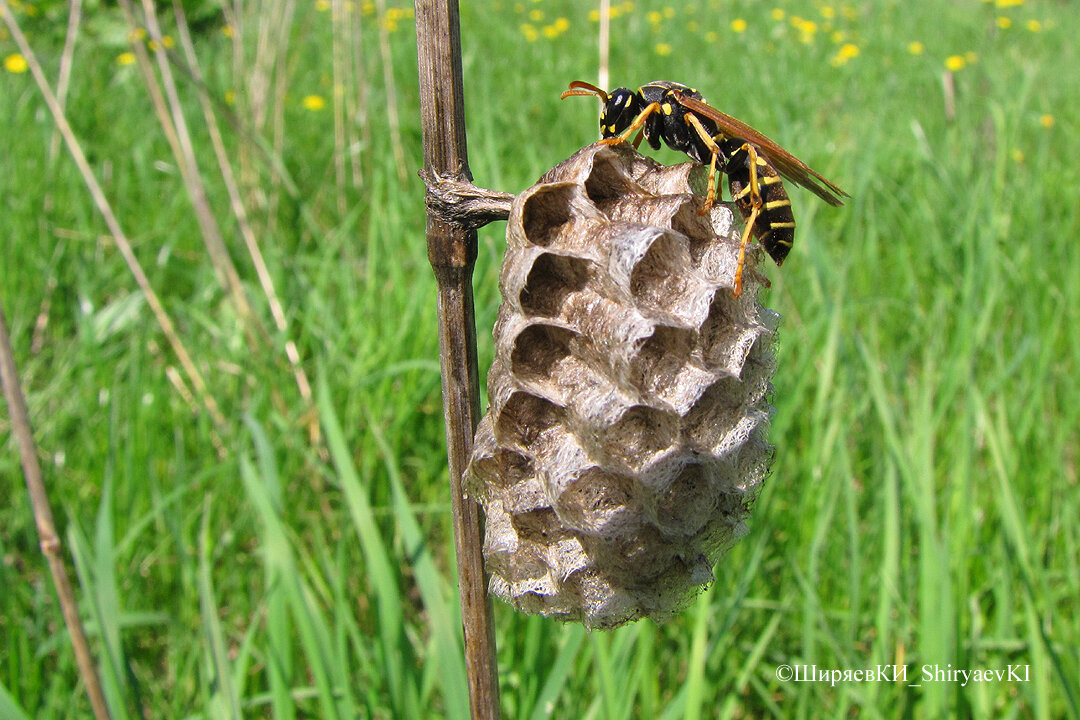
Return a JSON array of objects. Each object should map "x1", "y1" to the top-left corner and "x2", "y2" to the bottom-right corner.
[{"x1": 467, "y1": 143, "x2": 777, "y2": 628}]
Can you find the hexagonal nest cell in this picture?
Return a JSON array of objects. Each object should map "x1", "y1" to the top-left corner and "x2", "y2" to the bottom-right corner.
[{"x1": 466, "y1": 142, "x2": 778, "y2": 628}]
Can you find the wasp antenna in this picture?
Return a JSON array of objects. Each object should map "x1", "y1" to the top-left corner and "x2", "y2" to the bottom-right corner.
[{"x1": 561, "y1": 80, "x2": 608, "y2": 103}]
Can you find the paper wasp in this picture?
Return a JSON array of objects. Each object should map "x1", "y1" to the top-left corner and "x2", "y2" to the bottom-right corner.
[{"x1": 561, "y1": 80, "x2": 848, "y2": 296}]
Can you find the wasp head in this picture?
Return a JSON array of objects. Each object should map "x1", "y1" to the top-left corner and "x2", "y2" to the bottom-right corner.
[
  {"x1": 600, "y1": 88, "x2": 645, "y2": 138},
  {"x1": 561, "y1": 81, "x2": 645, "y2": 140}
]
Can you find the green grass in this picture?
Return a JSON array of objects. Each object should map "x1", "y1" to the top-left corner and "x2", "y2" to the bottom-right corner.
[{"x1": 2, "y1": 0, "x2": 1078, "y2": 717}]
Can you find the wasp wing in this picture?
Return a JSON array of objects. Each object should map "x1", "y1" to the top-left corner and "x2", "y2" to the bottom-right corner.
[{"x1": 673, "y1": 91, "x2": 849, "y2": 207}]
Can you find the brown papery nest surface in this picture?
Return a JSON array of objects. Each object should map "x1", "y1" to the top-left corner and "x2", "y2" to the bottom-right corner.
[{"x1": 467, "y1": 143, "x2": 777, "y2": 628}]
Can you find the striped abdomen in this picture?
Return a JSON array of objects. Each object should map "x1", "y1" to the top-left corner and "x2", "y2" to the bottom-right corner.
[{"x1": 722, "y1": 141, "x2": 796, "y2": 266}]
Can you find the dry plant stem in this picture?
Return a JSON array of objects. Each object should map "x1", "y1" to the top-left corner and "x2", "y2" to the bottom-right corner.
[
  {"x1": 0, "y1": 306, "x2": 112, "y2": 720},
  {"x1": 127, "y1": 0, "x2": 259, "y2": 335},
  {"x1": 331, "y1": 0, "x2": 349, "y2": 215},
  {"x1": 375, "y1": 0, "x2": 409, "y2": 183},
  {"x1": 265, "y1": 0, "x2": 296, "y2": 237},
  {"x1": 47, "y1": 0, "x2": 83, "y2": 166},
  {"x1": 0, "y1": 4, "x2": 227, "y2": 434},
  {"x1": 345, "y1": 3, "x2": 368, "y2": 188},
  {"x1": 598, "y1": 0, "x2": 610, "y2": 91},
  {"x1": 415, "y1": 0, "x2": 501, "y2": 718},
  {"x1": 171, "y1": 0, "x2": 316, "y2": 419}
]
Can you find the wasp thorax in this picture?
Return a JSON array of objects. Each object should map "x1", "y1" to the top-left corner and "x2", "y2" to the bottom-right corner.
[{"x1": 466, "y1": 143, "x2": 777, "y2": 628}]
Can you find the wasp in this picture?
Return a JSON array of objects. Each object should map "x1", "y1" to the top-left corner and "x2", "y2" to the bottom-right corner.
[{"x1": 561, "y1": 80, "x2": 848, "y2": 296}]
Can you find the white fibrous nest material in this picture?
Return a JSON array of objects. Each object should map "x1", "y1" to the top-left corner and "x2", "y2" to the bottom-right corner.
[{"x1": 466, "y1": 143, "x2": 777, "y2": 628}]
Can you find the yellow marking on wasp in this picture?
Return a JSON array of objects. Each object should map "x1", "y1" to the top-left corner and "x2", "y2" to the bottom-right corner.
[
  {"x1": 662, "y1": 103, "x2": 674, "y2": 115},
  {"x1": 759, "y1": 175, "x2": 783, "y2": 185},
  {"x1": 755, "y1": 157, "x2": 770, "y2": 167},
  {"x1": 607, "y1": 124, "x2": 617, "y2": 134},
  {"x1": 624, "y1": 95, "x2": 634, "y2": 107},
  {"x1": 765, "y1": 199, "x2": 792, "y2": 209},
  {"x1": 732, "y1": 186, "x2": 753, "y2": 200},
  {"x1": 771, "y1": 221, "x2": 796, "y2": 228},
  {"x1": 599, "y1": 101, "x2": 661, "y2": 145}
]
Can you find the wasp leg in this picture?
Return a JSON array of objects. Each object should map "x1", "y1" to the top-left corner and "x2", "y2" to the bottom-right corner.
[
  {"x1": 683, "y1": 112, "x2": 724, "y2": 214},
  {"x1": 732, "y1": 143, "x2": 765, "y2": 298},
  {"x1": 733, "y1": 202, "x2": 760, "y2": 297},
  {"x1": 599, "y1": 102, "x2": 661, "y2": 145}
]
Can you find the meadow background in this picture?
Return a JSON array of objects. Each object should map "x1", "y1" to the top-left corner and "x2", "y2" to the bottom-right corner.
[{"x1": 2, "y1": 0, "x2": 1077, "y2": 717}]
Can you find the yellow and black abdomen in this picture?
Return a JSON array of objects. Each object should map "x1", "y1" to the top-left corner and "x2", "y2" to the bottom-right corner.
[{"x1": 722, "y1": 141, "x2": 796, "y2": 266}]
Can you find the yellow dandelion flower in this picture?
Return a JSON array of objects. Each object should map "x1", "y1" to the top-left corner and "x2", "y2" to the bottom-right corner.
[
  {"x1": 820, "y1": 5, "x2": 835, "y2": 19},
  {"x1": 302, "y1": 94, "x2": 326, "y2": 111},
  {"x1": 161, "y1": 35, "x2": 174, "y2": 48},
  {"x1": 116, "y1": 52, "x2": 136, "y2": 66},
  {"x1": 222, "y1": 24, "x2": 236, "y2": 38},
  {"x1": 830, "y1": 43, "x2": 859, "y2": 66},
  {"x1": 129, "y1": 27, "x2": 148, "y2": 41},
  {"x1": 731, "y1": 18, "x2": 747, "y2": 33},
  {"x1": 589, "y1": 9, "x2": 599, "y2": 21},
  {"x1": 362, "y1": 1, "x2": 375, "y2": 15},
  {"x1": 771, "y1": 8, "x2": 785, "y2": 20},
  {"x1": 1040, "y1": 114, "x2": 1054, "y2": 128},
  {"x1": 621, "y1": 2, "x2": 635, "y2": 13},
  {"x1": 995, "y1": 0, "x2": 1024, "y2": 6},
  {"x1": 1010, "y1": 148, "x2": 1024, "y2": 164},
  {"x1": 148, "y1": 39, "x2": 160, "y2": 51},
  {"x1": 519, "y1": 22, "x2": 538, "y2": 42},
  {"x1": 831, "y1": 30, "x2": 845, "y2": 43},
  {"x1": 1025, "y1": 19, "x2": 1041, "y2": 32},
  {"x1": 996, "y1": 16, "x2": 1011, "y2": 28},
  {"x1": 792, "y1": 17, "x2": 817, "y2": 43},
  {"x1": 647, "y1": 10, "x2": 662, "y2": 24},
  {"x1": 663, "y1": 6, "x2": 675, "y2": 18},
  {"x1": 554, "y1": 17, "x2": 569, "y2": 32},
  {"x1": 315, "y1": 0, "x2": 330, "y2": 9},
  {"x1": 4, "y1": 53, "x2": 28, "y2": 73},
  {"x1": 528, "y1": 8, "x2": 543, "y2": 21},
  {"x1": 908, "y1": 41, "x2": 924, "y2": 55},
  {"x1": 945, "y1": 55, "x2": 965, "y2": 71},
  {"x1": 654, "y1": 42, "x2": 672, "y2": 56},
  {"x1": 224, "y1": 90, "x2": 236, "y2": 105},
  {"x1": 704, "y1": 30, "x2": 718, "y2": 42}
]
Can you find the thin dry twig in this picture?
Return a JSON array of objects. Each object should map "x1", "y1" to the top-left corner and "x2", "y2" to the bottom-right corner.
[
  {"x1": 47, "y1": 0, "x2": 83, "y2": 166},
  {"x1": 171, "y1": 0, "x2": 317, "y2": 431},
  {"x1": 415, "y1": 0, "x2": 502, "y2": 717},
  {"x1": 375, "y1": 0, "x2": 408, "y2": 183},
  {"x1": 598, "y1": 0, "x2": 610, "y2": 91},
  {"x1": 123, "y1": 0, "x2": 260, "y2": 333},
  {"x1": 345, "y1": 1, "x2": 369, "y2": 188},
  {"x1": 0, "y1": 5, "x2": 228, "y2": 435},
  {"x1": 331, "y1": 0, "x2": 350, "y2": 215},
  {"x1": 0, "y1": 305, "x2": 111, "y2": 720}
]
